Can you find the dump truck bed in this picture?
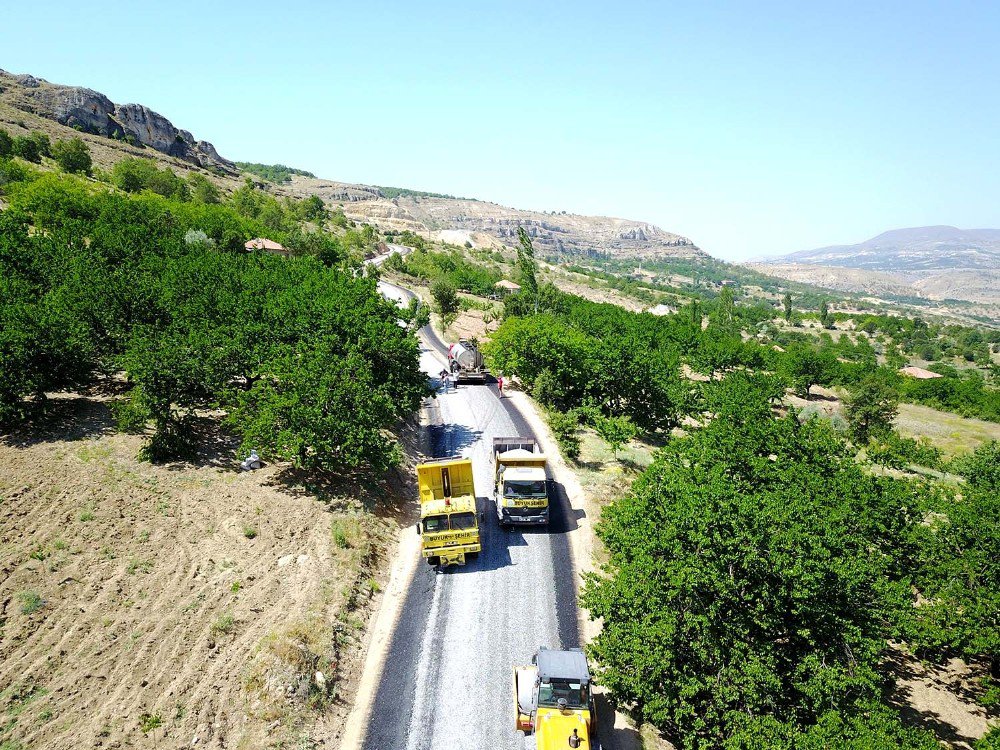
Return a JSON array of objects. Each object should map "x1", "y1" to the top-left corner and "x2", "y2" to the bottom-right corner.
[{"x1": 416, "y1": 457, "x2": 475, "y2": 504}]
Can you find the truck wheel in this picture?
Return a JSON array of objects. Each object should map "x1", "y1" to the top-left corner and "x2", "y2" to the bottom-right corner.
[{"x1": 426, "y1": 556, "x2": 439, "y2": 566}]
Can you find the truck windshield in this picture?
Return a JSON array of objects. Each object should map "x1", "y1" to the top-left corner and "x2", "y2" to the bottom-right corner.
[
  {"x1": 422, "y1": 515, "x2": 448, "y2": 533},
  {"x1": 504, "y1": 480, "x2": 547, "y2": 498},
  {"x1": 537, "y1": 679, "x2": 587, "y2": 709},
  {"x1": 449, "y1": 512, "x2": 477, "y2": 530}
]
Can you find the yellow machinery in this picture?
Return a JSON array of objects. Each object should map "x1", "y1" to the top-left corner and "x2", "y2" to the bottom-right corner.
[
  {"x1": 416, "y1": 457, "x2": 481, "y2": 567},
  {"x1": 514, "y1": 647, "x2": 598, "y2": 749},
  {"x1": 494, "y1": 437, "x2": 550, "y2": 528}
]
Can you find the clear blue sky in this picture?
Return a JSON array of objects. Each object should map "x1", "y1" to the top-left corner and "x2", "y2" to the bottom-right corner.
[{"x1": 3, "y1": 1, "x2": 999, "y2": 260}]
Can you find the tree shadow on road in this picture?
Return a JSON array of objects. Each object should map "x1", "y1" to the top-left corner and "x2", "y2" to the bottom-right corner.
[
  {"x1": 428, "y1": 422, "x2": 482, "y2": 458},
  {"x1": 594, "y1": 693, "x2": 646, "y2": 750}
]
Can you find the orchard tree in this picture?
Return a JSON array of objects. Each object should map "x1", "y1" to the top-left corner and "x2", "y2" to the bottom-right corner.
[
  {"x1": 594, "y1": 414, "x2": 638, "y2": 458},
  {"x1": 783, "y1": 292, "x2": 793, "y2": 322},
  {"x1": 783, "y1": 343, "x2": 838, "y2": 399},
  {"x1": 430, "y1": 277, "x2": 459, "y2": 318},
  {"x1": 907, "y1": 441, "x2": 1000, "y2": 671},
  {"x1": 844, "y1": 374, "x2": 899, "y2": 443},
  {"x1": 582, "y1": 373, "x2": 920, "y2": 747}
]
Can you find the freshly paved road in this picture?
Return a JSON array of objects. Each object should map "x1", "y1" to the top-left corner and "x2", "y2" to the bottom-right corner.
[{"x1": 362, "y1": 279, "x2": 580, "y2": 750}]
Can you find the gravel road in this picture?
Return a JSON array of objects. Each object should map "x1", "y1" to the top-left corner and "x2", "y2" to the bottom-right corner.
[{"x1": 363, "y1": 281, "x2": 580, "y2": 750}]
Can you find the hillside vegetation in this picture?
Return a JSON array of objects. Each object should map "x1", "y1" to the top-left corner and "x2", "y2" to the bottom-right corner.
[
  {"x1": 468, "y1": 232, "x2": 1000, "y2": 747},
  {"x1": 235, "y1": 161, "x2": 317, "y2": 184},
  {"x1": 0, "y1": 138, "x2": 427, "y2": 469}
]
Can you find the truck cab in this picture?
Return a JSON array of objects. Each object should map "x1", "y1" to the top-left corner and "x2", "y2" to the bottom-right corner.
[
  {"x1": 416, "y1": 458, "x2": 481, "y2": 567},
  {"x1": 494, "y1": 437, "x2": 550, "y2": 527},
  {"x1": 514, "y1": 647, "x2": 597, "y2": 749}
]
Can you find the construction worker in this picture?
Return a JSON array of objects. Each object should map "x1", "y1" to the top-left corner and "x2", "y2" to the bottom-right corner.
[
  {"x1": 439, "y1": 368, "x2": 450, "y2": 393},
  {"x1": 497, "y1": 374, "x2": 505, "y2": 398}
]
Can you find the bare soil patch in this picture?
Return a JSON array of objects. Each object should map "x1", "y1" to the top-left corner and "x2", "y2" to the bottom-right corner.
[{"x1": 0, "y1": 394, "x2": 417, "y2": 749}]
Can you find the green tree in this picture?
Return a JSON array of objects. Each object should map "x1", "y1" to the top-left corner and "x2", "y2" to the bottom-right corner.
[
  {"x1": 28, "y1": 131, "x2": 51, "y2": 158},
  {"x1": 906, "y1": 442, "x2": 1000, "y2": 670},
  {"x1": 784, "y1": 343, "x2": 838, "y2": 399},
  {"x1": 713, "y1": 285, "x2": 735, "y2": 330},
  {"x1": 187, "y1": 172, "x2": 221, "y2": 204},
  {"x1": 515, "y1": 226, "x2": 539, "y2": 299},
  {"x1": 430, "y1": 278, "x2": 459, "y2": 317},
  {"x1": 301, "y1": 194, "x2": 327, "y2": 223},
  {"x1": 0, "y1": 128, "x2": 12, "y2": 158},
  {"x1": 844, "y1": 374, "x2": 899, "y2": 443},
  {"x1": 51, "y1": 137, "x2": 92, "y2": 175},
  {"x1": 819, "y1": 300, "x2": 834, "y2": 329},
  {"x1": 783, "y1": 292, "x2": 792, "y2": 322},
  {"x1": 593, "y1": 414, "x2": 638, "y2": 457},
  {"x1": 12, "y1": 135, "x2": 41, "y2": 163},
  {"x1": 582, "y1": 373, "x2": 917, "y2": 747}
]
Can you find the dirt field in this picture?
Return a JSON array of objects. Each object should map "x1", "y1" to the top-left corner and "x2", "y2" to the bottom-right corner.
[{"x1": 0, "y1": 392, "x2": 417, "y2": 749}]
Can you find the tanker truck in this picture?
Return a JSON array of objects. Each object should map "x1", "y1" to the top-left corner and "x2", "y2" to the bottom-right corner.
[
  {"x1": 448, "y1": 339, "x2": 488, "y2": 383},
  {"x1": 514, "y1": 647, "x2": 598, "y2": 749},
  {"x1": 494, "y1": 437, "x2": 550, "y2": 527}
]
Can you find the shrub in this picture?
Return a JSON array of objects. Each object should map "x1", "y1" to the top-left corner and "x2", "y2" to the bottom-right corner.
[
  {"x1": 51, "y1": 137, "x2": 92, "y2": 174},
  {"x1": 0, "y1": 128, "x2": 12, "y2": 158},
  {"x1": 211, "y1": 614, "x2": 236, "y2": 635},
  {"x1": 138, "y1": 713, "x2": 162, "y2": 733},
  {"x1": 12, "y1": 135, "x2": 41, "y2": 163},
  {"x1": 546, "y1": 409, "x2": 581, "y2": 461},
  {"x1": 17, "y1": 590, "x2": 44, "y2": 614}
]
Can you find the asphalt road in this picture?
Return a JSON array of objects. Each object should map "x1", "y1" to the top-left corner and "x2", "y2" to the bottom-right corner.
[{"x1": 363, "y1": 280, "x2": 580, "y2": 750}]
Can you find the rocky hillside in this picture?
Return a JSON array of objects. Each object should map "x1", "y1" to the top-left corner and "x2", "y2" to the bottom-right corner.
[
  {"x1": 753, "y1": 226, "x2": 1000, "y2": 304},
  {"x1": 283, "y1": 176, "x2": 702, "y2": 260},
  {"x1": 0, "y1": 69, "x2": 700, "y2": 262},
  {"x1": 0, "y1": 69, "x2": 236, "y2": 174}
]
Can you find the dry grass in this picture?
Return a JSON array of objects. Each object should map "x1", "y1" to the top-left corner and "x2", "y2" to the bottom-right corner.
[{"x1": 896, "y1": 402, "x2": 1000, "y2": 457}]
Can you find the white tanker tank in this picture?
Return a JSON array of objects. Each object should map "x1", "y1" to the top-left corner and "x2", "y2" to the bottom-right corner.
[{"x1": 448, "y1": 339, "x2": 488, "y2": 383}]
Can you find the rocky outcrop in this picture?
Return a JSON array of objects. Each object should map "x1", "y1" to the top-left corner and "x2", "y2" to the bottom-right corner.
[
  {"x1": 0, "y1": 70, "x2": 237, "y2": 174},
  {"x1": 34, "y1": 86, "x2": 119, "y2": 136}
]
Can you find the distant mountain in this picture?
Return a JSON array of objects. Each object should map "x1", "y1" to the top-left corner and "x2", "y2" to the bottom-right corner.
[
  {"x1": 778, "y1": 226, "x2": 1000, "y2": 273},
  {"x1": 752, "y1": 226, "x2": 1000, "y2": 305}
]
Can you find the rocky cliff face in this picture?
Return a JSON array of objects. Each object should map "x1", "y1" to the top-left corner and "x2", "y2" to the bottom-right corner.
[{"x1": 0, "y1": 70, "x2": 236, "y2": 174}]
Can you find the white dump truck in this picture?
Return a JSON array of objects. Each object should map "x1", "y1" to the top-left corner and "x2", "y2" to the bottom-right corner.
[
  {"x1": 448, "y1": 339, "x2": 488, "y2": 383},
  {"x1": 494, "y1": 437, "x2": 550, "y2": 527}
]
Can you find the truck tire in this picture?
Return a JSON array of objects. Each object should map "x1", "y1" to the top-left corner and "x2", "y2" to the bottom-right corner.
[{"x1": 426, "y1": 556, "x2": 439, "y2": 566}]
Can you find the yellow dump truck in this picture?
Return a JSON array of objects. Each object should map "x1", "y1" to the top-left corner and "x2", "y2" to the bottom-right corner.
[
  {"x1": 494, "y1": 437, "x2": 550, "y2": 528},
  {"x1": 416, "y1": 457, "x2": 481, "y2": 567},
  {"x1": 514, "y1": 647, "x2": 598, "y2": 749}
]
